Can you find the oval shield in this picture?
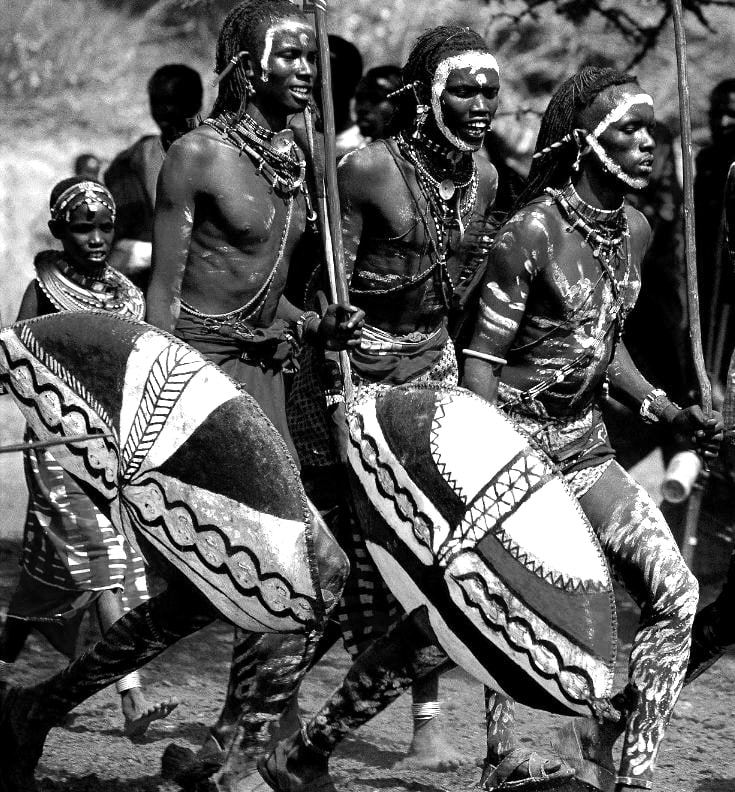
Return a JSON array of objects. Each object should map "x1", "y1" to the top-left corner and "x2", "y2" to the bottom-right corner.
[
  {"x1": 0, "y1": 312, "x2": 325, "y2": 633},
  {"x1": 345, "y1": 382, "x2": 617, "y2": 717}
]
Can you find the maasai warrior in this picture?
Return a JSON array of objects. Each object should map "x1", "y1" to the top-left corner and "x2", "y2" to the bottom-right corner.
[
  {"x1": 146, "y1": 0, "x2": 363, "y2": 785},
  {"x1": 354, "y1": 65, "x2": 402, "y2": 142},
  {"x1": 0, "y1": 177, "x2": 177, "y2": 739},
  {"x1": 461, "y1": 68, "x2": 722, "y2": 791},
  {"x1": 255, "y1": 25, "x2": 512, "y2": 790}
]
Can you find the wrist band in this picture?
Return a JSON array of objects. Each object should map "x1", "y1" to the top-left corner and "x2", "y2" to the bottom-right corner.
[
  {"x1": 411, "y1": 700, "x2": 441, "y2": 721},
  {"x1": 462, "y1": 348, "x2": 507, "y2": 366},
  {"x1": 639, "y1": 388, "x2": 679, "y2": 424},
  {"x1": 616, "y1": 776, "x2": 653, "y2": 790},
  {"x1": 295, "y1": 310, "x2": 320, "y2": 344},
  {"x1": 115, "y1": 671, "x2": 142, "y2": 694}
]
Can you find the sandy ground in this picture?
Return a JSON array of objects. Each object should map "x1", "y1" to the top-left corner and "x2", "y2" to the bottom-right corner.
[{"x1": 1, "y1": 455, "x2": 735, "y2": 792}]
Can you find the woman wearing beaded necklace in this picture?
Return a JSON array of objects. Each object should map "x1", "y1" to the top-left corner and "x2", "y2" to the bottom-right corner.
[
  {"x1": 463, "y1": 68, "x2": 722, "y2": 792},
  {"x1": 1, "y1": 176, "x2": 178, "y2": 740}
]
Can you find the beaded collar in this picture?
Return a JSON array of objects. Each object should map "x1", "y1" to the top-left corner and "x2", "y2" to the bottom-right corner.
[
  {"x1": 35, "y1": 251, "x2": 144, "y2": 320},
  {"x1": 204, "y1": 112, "x2": 310, "y2": 204}
]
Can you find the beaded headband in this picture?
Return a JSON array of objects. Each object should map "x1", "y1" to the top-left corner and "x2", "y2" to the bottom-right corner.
[{"x1": 51, "y1": 181, "x2": 116, "y2": 223}]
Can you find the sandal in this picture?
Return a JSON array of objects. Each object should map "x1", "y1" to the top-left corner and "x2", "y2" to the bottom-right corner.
[
  {"x1": 161, "y1": 736, "x2": 224, "y2": 787},
  {"x1": 480, "y1": 747, "x2": 576, "y2": 790},
  {"x1": 257, "y1": 741, "x2": 337, "y2": 792},
  {"x1": 551, "y1": 719, "x2": 620, "y2": 792}
]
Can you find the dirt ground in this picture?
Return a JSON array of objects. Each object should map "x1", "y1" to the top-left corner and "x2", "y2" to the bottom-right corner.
[{"x1": 1, "y1": 471, "x2": 735, "y2": 792}]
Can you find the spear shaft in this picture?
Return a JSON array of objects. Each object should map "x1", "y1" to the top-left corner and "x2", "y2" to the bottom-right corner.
[
  {"x1": 0, "y1": 432, "x2": 113, "y2": 455},
  {"x1": 671, "y1": 0, "x2": 711, "y2": 567}
]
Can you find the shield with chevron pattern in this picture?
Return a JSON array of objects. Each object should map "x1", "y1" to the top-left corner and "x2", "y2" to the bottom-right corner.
[
  {"x1": 345, "y1": 382, "x2": 617, "y2": 717},
  {"x1": 0, "y1": 312, "x2": 328, "y2": 633}
]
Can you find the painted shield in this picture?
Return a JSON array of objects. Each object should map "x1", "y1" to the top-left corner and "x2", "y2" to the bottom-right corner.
[
  {"x1": 345, "y1": 382, "x2": 617, "y2": 717},
  {"x1": 0, "y1": 313, "x2": 325, "y2": 633}
]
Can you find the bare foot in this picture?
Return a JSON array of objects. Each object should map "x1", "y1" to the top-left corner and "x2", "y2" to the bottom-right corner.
[
  {"x1": 0, "y1": 682, "x2": 51, "y2": 792},
  {"x1": 402, "y1": 717, "x2": 464, "y2": 771},
  {"x1": 122, "y1": 689, "x2": 179, "y2": 740}
]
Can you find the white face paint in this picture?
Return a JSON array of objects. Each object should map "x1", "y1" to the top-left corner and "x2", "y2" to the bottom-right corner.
[
  {"x1": 260, "y1": 20, "x2": 313, "y2": 82},
  {"x1": 430, "y1": 51, "x2": 499, "y2": 152},
  {"x1": 584, "y1": 92, "x2": 654, "y2": 190}
]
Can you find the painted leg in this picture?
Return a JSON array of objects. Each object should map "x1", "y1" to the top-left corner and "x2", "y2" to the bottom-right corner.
[
  {"x1": 569, "y1": 461, "x2": 699, "y2": 791},
  {"x1": 258, "y1": 608, "x2": 450, "y2": 792},
  {"x1": 0, "y1": 582, "x2": 216, "y2": 792}
]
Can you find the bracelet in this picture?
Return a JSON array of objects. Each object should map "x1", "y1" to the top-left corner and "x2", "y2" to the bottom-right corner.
[
  {"x1": 616, "y1": 775, "x2": 653, "y2": 790},
  {"x1": 639, "y1": 388, "x2": 679, "y2": 424},
  {"x1": 462, "y1": 348, "x2": 507, "y2": 366},
  {"x1": 411, "y1": 701, "x2": 441, "y2": 721},
  {"x1": 115, "y1": 671, "x2": 142, "y2": 693},
  {"x1": 295, "y1": 310, "x2": 320, "y2": 345}
]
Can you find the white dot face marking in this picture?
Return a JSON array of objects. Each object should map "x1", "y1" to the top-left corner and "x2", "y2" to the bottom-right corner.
[
  {"x1": 260, "y1": 21, "x2": 313, "y2": 81},
  {"x1": 430, "y1": 50, "x2": 499, "y2": 152}
]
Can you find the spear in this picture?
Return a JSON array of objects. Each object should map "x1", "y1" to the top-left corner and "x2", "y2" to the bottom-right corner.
[
  {"x1": 311, "y1": 0, "x2": 354, "y2": 401},
  {"x1": 671, "y1": 0, "x2": 712, "y2": 567},
  {"x1": 0, "y1": 431, "x2": 113, "y2": 455}
]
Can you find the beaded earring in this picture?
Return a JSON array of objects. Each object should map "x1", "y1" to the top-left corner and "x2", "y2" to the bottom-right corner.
[{"x1": 412, "y1": 84, "x2": 429, "y2": 140}]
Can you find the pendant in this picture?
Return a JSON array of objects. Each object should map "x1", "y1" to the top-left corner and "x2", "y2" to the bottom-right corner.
[
  {"x1": 272, "y1": 129, "x2": 295, "y2": 155},
  {"x1": 438, "y1": 179, "x2": 456, "y2": 201}
]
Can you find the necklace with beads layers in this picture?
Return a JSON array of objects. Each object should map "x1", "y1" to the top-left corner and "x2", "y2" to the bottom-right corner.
[
  {"x1": 546, "y1": 180, "x2": 631, "y2": 299},
  {"x1": 396, "y1": 131, "x2": 479, "y2": 306},
  {"x1": 204, "y1": 112, "x2": 315, "y2": 220},
  {"x1": 35, "y1": 252, "x2": 144, "y2": 320}
]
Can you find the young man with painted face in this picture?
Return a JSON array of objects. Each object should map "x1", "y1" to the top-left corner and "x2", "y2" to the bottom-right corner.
[
  {"x1": 253, "y1": 25, "x2": 504, "y2": 792},
  {"x1": 462, "y1": 67, "x2": 722, "y2": 792}
]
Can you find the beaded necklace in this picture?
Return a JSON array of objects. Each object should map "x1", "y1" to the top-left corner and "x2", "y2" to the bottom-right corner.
[
  {"x1": 396, "y1": 132, "x2": 478, "y2": 305},
  {"x1": 546, "y1": 180, "x2": 631, "y2": 299},
  {"x1": 204, "y1": 112, "x2": 314, "y2": 222},
  {"x1": 35, "y1": 252, "x2": 144, "y2": 320}
]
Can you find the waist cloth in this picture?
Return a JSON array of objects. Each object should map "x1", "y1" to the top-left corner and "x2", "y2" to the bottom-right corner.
[
  {"x1": 175, "y1": 310, "x2": 299, "y2": 463},
  {"x1": 497, "y1": 382, "x2": 615, "y2": 498},
  {"x1": 7, "y1": 433, "x2": 149, "y2": 658}
]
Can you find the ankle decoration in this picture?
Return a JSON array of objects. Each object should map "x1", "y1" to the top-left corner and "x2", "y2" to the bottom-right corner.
[
  {"x1": 616, "y1": 776, "x2": 653, "y2": 790},
  {"x1": 412, "y1": 700, "x2": 441, "y2": 722},
  {"x1": 115, "y1": 671, "x2": 142, "y2": 694},
  {"x1": 300, "y1": 723, "x2": 331, "y2": 757}
]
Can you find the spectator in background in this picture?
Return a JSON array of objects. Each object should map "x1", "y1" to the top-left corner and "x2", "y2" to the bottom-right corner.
[
  {"x1": 73, "y1": 152, "x2": 102, "y2": 181},
  {"x1": 105, "y1": 64, "x2": 203, "y2": 291},
  {"x1": 696, "y1": 78, "x2": 735, "y2": 395},
  {"x1": 354, "y1": 64, "x2": 401, "y2": 141},
  {"x1": 327, "y1": 34, "x2": 365, "y2": 158}
]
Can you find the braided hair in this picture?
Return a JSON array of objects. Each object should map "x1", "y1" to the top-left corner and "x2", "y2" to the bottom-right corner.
[
  {"x1": 389, "y1": 25, "x2": 491, "y2": 134},
  {"x1": 517, "y1": 66, "x2": 638, "y2": 207},
  {"x1": 211, "y1": 0, "x2": 307, "y2": 118}
]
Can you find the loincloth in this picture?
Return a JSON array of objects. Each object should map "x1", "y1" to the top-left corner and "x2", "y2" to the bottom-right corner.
[
  {"x1": 498, "y1": 382, "x2": 614, "y2": 498},
  {"x1": 176, "y1": 311, "x2": 299, "y2": 462}
]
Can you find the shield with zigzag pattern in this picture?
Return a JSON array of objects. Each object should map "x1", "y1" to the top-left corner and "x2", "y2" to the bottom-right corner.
[
  {"x1": 0, "y1": 312, "x2": 328, "y2": 632},
  {"x1": 345, "y1": 381, "x2": 617, "y2": 717}
]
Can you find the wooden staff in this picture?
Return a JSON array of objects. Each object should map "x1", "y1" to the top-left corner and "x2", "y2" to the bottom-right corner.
[
  {"x1": 0, "y1": 432, "x2": 113, "y2": 455},
  {"x1": 672, "y1": 0, "x2": 712, "y2": 567},
  {"x1": 312, "y1": 0, "x2": 354, "y2": 400}
]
